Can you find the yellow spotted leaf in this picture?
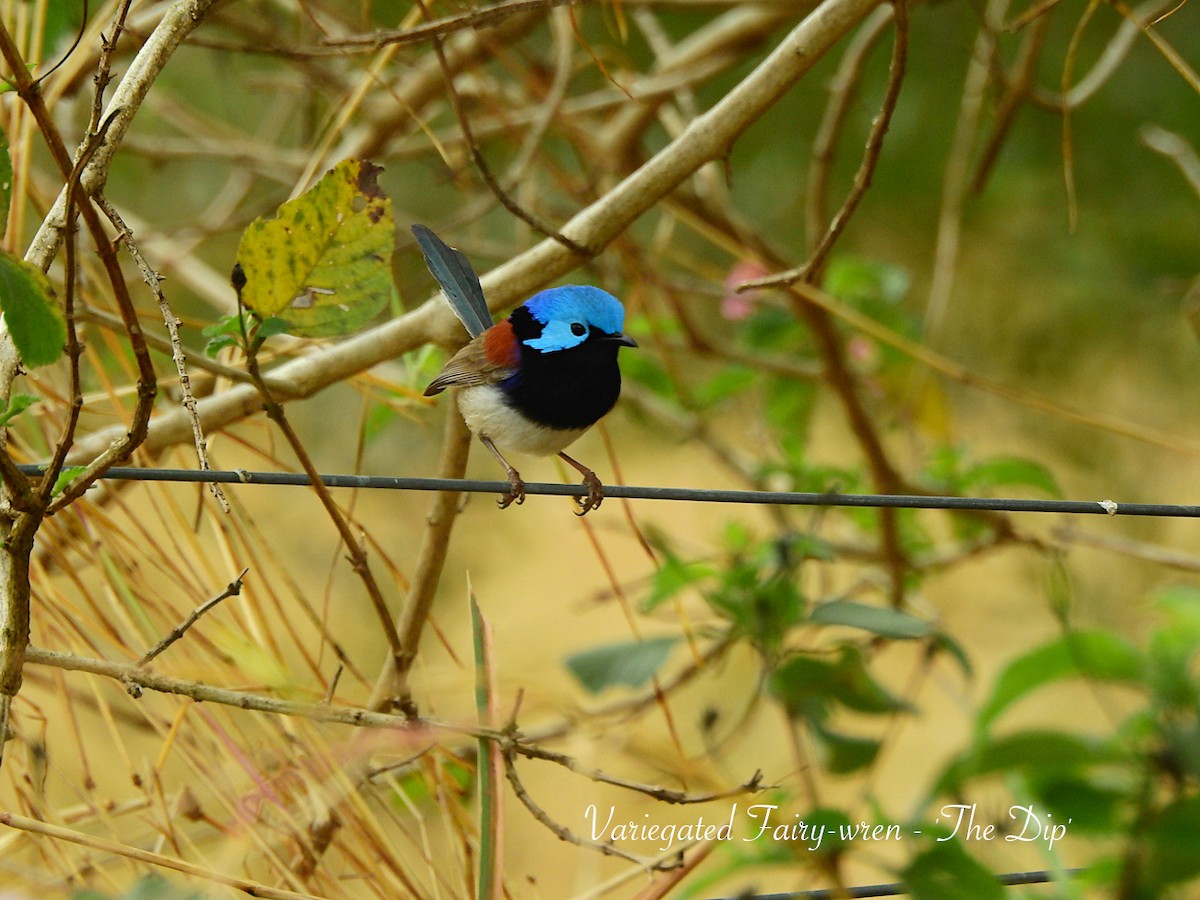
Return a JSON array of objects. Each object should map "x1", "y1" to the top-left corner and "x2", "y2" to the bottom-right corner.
[{"x1": 235, "y1": 159, "x2": 395, "y2": 338}]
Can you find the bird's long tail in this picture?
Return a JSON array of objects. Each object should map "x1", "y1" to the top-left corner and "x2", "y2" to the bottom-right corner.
[{"x1": 411, "y1": 224, "x2": 493, "y2": 339}]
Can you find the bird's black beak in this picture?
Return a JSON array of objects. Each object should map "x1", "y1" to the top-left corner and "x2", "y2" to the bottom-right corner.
[{"x1": 606, "y1": 332, "x2": 638, "y2": 348}]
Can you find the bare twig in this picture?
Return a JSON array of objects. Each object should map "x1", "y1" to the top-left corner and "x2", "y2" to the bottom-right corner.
[
  {"x1": 1141, "y1": 124, "x2": 1200, "y2": 197},
  {"x1": 138, "y1": 569, "x2": 249, "y2": 666},
  {"x1": 1061, "y1": 0, "x2": 1101, "y2": 232},
  {"x1": 806, "y1": 5, "x2": 896, "y2": 251},
  {"x1": 88, "y1": 0, "x2": 134, "y2": 134},
  {"x1": 502, "y1": 749, "x2": 670, "y2": 869},
  {"x1": 517, "y1": 739, "x2": 766, "y2": 804},
  {"x1": 323, "y1": 0, "x2": 585, "y2": 51},
  {"x1": 96, "y1": 195, "x2": 230, "y2": 512},
  {"x1": 420, "y1": 2, "x2": 588, "y2": 256},
  {"x1": 0, "y1": 811, "x2": 322, "y2": 900},
  {"x1": 741, "y1": 0, "x2": 908, "y2": 288},
  {"x1": 368, "y1": 410, "x2": 472, "y2": 712},
  {"x1": 923, "y1": 0, "x2": 1010, "y2": 341},
  {"x1": 239, "y1": 310, "x2": 404, "y2": 671},
  {"x1": 971, "y1": 12, "x2": 1051, "y2": 195}
]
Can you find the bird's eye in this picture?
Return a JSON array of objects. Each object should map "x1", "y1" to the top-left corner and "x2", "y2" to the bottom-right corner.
[{"x1": 570, "y1": 322, "x2": 587, "y2": 337}]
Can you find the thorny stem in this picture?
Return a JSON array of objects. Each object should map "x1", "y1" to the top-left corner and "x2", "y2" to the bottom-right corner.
[{"x1": 96, "y1": 195, "x2": 229, "y2": 512}]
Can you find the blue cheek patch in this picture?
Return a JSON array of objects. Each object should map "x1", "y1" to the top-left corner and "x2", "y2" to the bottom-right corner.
[{"x1": 523, "y1": 320, "x2": 588, "y2": 352}]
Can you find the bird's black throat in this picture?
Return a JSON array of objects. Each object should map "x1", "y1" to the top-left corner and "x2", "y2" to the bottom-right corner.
[{"x1": 502, "y1": 307, "x2": 624, "y2": 430}]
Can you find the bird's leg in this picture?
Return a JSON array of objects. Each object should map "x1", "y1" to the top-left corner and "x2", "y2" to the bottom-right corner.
[
  {"x1": 558, "y1": 451, "x2": 605, "y2": 515},
  {"x1": 480, "y1": 436, "x2": 525, "y2": 508}
]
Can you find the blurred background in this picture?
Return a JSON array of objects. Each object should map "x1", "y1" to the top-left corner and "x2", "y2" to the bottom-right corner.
[{"x1": 1, "y1": 0, "x2": 1198, "y2": 896}]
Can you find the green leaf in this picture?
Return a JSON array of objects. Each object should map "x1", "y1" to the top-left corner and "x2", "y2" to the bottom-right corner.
[
  {"x1": 811, "y1": 720, "x2": 881, "y2": 774},
  {"x1": 0, "y1": 251, "x2": 64, "y2": 367},
  {"x1": 235, "y1": 159, "x2": 395, "y2": 338},
  {"x1": 771, "y1": 646, "x2": 908, "y2": 720},
  {"x1": 931, "y1": 632, "x2": 974, "y2": 680},
  {"x1": 965, "y1": 455, "x2": 1061, "y2": 498},
  {"x1": 0, "y1": 392, "x2": 37, "y2": 427},
  {"x1": 52, "y1": 465, "x2": 87, "y2": 497},
  {"x1": 706, "y1": 566, "x2": 804, "y2": 652},
  {"x1": 641, "y1": 552, "x2": 715, "y2": 612},
  {"x1": 809, "y1": 600, "x2": 933, "y2": 639},
  {"x1": 902, "y1": 840, "x2": 1004, "y2": 900},
  {"x1": 1032, "y1": 773, "x2": 1126, "y2": 835},
  {"x1": 826, "y1": 255, "x2": 911, "y2": 307},
  {"x1": 932, "y1": 730, "x2": 1120, "y2": 796},
  {"x1": 1141, "y1": 795, "x2": 1200, "y2": 890},
  {"x1": 977, "y1": 630, "x2": 1145, "y2": 733},
  {"x1": 565, "y1": 637, "x2": 677, "y2": 694},
  {"x1": 0, "y1": 124, "x2": 10, "y2": 240}
]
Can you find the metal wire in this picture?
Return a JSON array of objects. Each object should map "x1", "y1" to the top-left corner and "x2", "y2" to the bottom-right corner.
[
  {"x1": 20, "y1": 464, "x2": 1200, "y2": 517},
  {"x1": 703, "y1": 867, "x2": 1084, "y2": 899}
]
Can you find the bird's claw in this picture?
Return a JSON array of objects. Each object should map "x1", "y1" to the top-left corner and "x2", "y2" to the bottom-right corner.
[
  {"x1": 498, "y1": 470, "x2": 526, "y2": 509},
  {"x1": 573, "y1": 471, "x2": 605, "y2": 516}
]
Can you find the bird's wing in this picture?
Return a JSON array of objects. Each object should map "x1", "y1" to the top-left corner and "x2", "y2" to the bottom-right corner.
[
  {"x1": 423, "y1": 338, "x2": 516, "y2": 396},
  {"x1": 412, "y1": 224, "x2": 493, "y2": 339}
]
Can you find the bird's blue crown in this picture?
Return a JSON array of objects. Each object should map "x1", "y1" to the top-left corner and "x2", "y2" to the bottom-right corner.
[{"x1": 520, "y1": 285, "x2": 625, "y2": 352}]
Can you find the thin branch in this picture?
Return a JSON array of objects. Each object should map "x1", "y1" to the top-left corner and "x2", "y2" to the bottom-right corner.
[
  {"x1": 95, "y1": 195, "x2": 230, "y2": 512},
  {"x1": 324, "y1": 0, "x2": 586, "y2": 51},
  {"x1": 971, "y1": 12, "x2": 1051, "y2": 195},
  {"x1": 421, "y1": 2, "x2": 588, "y2": 256},
  {"x1": 87, "y1": 0, "x2": 134, "y2": 134},
  {"x1": 1141, "y1": 124, "x2": 1200, "y2": 197},
  {"x1": 743, "y1": 0, "x2": 907, "y2": 288},
  {"x1": 921, "y1": 0, "x2": 1009, "y2": 340},
  {"x1": 805, "y1": 5, "x2": 895, "y2": 252},
  {"x1": 367, "y1": 409, "x2": 472, "y2": 713},
  {"x1": 138, "y1": 569, "x2": 249, "y2": 666},
  {"x1": 0, "y1": 811, "x2": 322, "y2": 900},
  {"x1": 502, "y1": 748, "x2": 672, "y2": 869},
  {"x1": 1061, "y1": 0, "x2": 1101, "y2": 233},
  {"x1": 239, "y1": 312, "x2": 405, "y2": 672},
  {"x1": 39, "y1": 113, "x2": 122, "y2": 509},
  {"x1": 516, "y1": 739, "x2": 766, "y2": 804}
]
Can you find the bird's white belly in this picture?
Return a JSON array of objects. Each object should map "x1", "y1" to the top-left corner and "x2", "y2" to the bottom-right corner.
[{"x1": 456, "y1": 385, "x2": 587, "y2": 456}]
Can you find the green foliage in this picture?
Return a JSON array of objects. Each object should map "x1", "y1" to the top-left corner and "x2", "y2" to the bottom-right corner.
[
  {"x1": 809, "y1": 600, "x2": 933, "y2": 639},
  {"x1": 0, "y1": 251, "x2": 64, "y2": 367},
  {"x1": 771, "y1": 646, "x2": 908, "y2": 720},
  {"x1": 902, "y1": 839, "x2": 1004, "y2": 900},
  {"x1": 925, "y1": 587, "x2": 1200, "y2": 895},
  {"x1": 235, "y1": 158, "x2": 395, "y2": 338},
  {"x1": 565, "y1": 636, "x2": 678, "y2": 694},
  {"x1": 975, "y1": 630, "x2": 1144, "y2": 733},
  {"x1": 0, "y1": 392, "x2": 37, "y2": 427},
  {"x1": 925, "y1": 446, "x2": 1062, "y2": 498},
  {"x1": 202, "y1": 311, "x2": 288, "y2": 357},
  {"x1": 52, "y1": 465, "x2": 87, "y2": 498}
]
